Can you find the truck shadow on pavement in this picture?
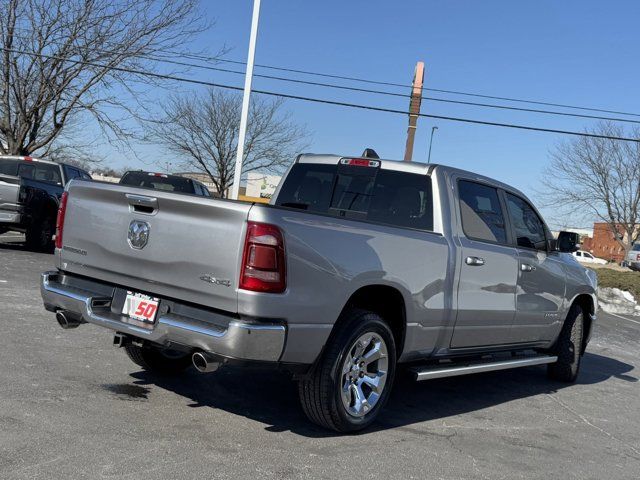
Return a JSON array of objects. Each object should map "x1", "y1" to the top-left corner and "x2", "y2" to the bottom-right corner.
[{"x1": 127, "y1": 351, "x2": 635, "y2": 437}]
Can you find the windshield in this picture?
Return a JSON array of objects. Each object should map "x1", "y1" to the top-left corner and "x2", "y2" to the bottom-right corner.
[{"x1": 120, "y1": 172, "x2": 195, "y2": 194}]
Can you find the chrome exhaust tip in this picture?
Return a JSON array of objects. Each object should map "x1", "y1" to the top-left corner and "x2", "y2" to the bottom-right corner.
[
  {"x1": 192, "y1": 351, "x2": 220, "y2": 373},
  {"x1": 55, "y1": 310, "x2": 82, "y2": 329}
]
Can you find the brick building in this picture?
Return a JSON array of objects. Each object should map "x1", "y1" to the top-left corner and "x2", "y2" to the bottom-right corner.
[{"x1": 581, "y1": 223, "x2": 627, "y2": 263}]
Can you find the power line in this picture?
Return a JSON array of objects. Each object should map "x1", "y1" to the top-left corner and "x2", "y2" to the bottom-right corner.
[
  {"x1": 141, "y1": 54, "x2": 640, "y2": 125},
  {"x1": 7, "y1": 25, "x2": 640, "y2": 119},
  {"x1": 3, "y1": 46, "x2": 640, "y2": 143},
  {"x1": 153, "y1": 50, "x2": 640, "y2": 119},
  {"x1": 8, "y1": 27, "x2": 640, "y2": 122}
]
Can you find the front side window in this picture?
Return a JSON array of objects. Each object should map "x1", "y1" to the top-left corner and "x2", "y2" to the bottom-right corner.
[
  {"x1": 505, "y1": 193, "x2": 547, "y2": 251},
  {"x1": 458, "y1": 180, "x2": 507, "y2": 244},
  {"x1": 584, "y1": 252, "x2": 594, "y2": 259}
]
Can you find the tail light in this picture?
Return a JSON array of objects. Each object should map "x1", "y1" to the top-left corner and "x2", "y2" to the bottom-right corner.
[
  {"x1": 240, "y1": 222, "x2": 286, "y2": 293},
  {"x1": 54, "y1": 192, "x2": 68, "y2": 249}
]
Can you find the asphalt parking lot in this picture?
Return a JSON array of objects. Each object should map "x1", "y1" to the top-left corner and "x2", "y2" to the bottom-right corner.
[{"x1": 1, "y1": 233, "x2": 639, "y2": 480}]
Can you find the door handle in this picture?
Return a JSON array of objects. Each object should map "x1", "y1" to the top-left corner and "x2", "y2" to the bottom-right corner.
[
  {"x1": 521, "y1": 263, "x2": 536, "y2": 272},
  {"x1": 126, "y1": 194, "x2": 158, "y2": 215},
  {"x1": 465, "y1": 256, "x2": 485, "y2": 266}
]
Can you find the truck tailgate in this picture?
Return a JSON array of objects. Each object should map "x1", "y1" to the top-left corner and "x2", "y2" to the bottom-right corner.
[{"x1": 59, "y1": 181, "x2": 252, "y2": 313}]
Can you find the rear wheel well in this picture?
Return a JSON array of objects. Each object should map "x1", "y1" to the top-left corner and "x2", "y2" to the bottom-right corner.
[
  {"x1": 573, "y1": 294, "x2": 594, "y2": 354},
  {"x1": 338, "y1": 285, "x2": 406, "y2": 358}
]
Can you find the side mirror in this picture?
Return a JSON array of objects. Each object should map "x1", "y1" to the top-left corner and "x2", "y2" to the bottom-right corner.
[{"x1": 557, "y1": 231, "x2": 580, "y2": 253}]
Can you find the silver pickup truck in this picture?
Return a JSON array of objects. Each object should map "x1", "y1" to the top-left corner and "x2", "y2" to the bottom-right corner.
[{"x1": 40, "y1": 154, "x2": 597, "y2": 432}]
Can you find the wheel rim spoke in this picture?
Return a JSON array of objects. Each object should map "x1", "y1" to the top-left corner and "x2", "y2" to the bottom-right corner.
[
  {"x1": 351, "y1": 335, "x2": 371, "y2": 358},
  {"x1": 353, "y1": 384, "x2": 369, "y2": 414},
  {"x1": 362, "y1": 372, "x2": 385, "y2": 394},
  {"x1": 363, "y1": 341, "x2": 385, "y2": 365}
]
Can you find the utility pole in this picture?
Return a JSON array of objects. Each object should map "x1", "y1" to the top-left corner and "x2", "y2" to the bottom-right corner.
[
  {"x1": 403, "y1": 61, "x2": 425, "y2": 162},
  {"x1": 230, "y1": 0, "x2": 262, "y2": 200},
  {"x1": 427, "y1": 126, "x2": 438, "y2": 164}
]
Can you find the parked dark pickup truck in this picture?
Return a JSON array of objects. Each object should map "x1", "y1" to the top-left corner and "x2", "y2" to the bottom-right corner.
[{"x1": 0, "y1": 156, "x2": 91, "y2": 251}]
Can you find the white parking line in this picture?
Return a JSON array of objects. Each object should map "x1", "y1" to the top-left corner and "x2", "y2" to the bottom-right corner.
[
  {"x1": 0, "y1": 280, "x2": 7, "y2": 283},
  {"x1": 605, "y1": 311, "x2": 640, "y2": 325}
]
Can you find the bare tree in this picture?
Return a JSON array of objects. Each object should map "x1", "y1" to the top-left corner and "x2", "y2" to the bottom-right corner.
[
  {"x1": 0, "y1": 0, "x2": 205, "y2": 157},
  {"x1": 146, "y1": 89, "x2": 309, "y2": 195},
  {"x1": 542, "y1": 122, "x2": 640, "y2": 254}
]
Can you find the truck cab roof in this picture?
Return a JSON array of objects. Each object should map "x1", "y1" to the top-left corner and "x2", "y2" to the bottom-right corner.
[{"x1": 294, "y1": 153, "x2": 529, "y2": 200}]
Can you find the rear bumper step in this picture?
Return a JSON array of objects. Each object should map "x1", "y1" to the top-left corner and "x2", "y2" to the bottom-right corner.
[
  {"x1": 410, "y1": 355, "x2": 557, "y2": 381},
  {"x1": 41, "y1": 271, "x2": 285, "y2": 362}
]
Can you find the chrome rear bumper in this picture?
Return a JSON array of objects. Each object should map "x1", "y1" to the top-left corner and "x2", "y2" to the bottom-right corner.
[{"x1": 40, "y1": 271, "x2": 285, "y2": 362}]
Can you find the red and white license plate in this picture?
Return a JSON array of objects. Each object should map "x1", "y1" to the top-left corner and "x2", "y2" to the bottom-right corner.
[{"x1": 122, "y1": 291, "x2": 159, "y2": 323}]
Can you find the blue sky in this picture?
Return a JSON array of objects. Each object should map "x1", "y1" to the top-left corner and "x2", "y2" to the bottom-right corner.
[{"x1": 101, "y1": 1, "x2": 640, "y2": 228}]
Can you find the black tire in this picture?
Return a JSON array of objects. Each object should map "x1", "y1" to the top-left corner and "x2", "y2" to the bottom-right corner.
[
  {"x1": 547, "y1": 303, "x2": 584, "y2": 382},
  {"x1": 124, "y1": 344, "x2": 192, "y2": 375},
  {"x1": 25, "y1": 215, "x2": 55, "y2": 253},
  {"x1": 298, "y1": 309, "x2": 396, "y2": 432}
]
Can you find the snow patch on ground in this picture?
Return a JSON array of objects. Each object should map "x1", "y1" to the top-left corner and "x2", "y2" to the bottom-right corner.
[{"x1": 597, "y1": 287, "x2": 640, "y2": 316}]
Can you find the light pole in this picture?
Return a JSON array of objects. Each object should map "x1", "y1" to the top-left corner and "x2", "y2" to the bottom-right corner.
[
  {"x1": 230, "y1": 0, "x2": 262, "y2": 200},
  {"x1": 427, "y1": 126, "x2": 438, "y2": 164}
]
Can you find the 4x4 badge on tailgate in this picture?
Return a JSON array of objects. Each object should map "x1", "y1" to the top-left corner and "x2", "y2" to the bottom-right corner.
[
  {"x1": 200, "y1": 275, "x2": 231, "y2": 287},
  {"x1": 127, "y1": 220, "x2": 150, "y2": 250}
]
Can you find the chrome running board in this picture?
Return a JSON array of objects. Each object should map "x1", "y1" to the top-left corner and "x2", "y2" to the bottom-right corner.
[{"x1": 410, "y1": 355, "x2": 557, "y2": 381}]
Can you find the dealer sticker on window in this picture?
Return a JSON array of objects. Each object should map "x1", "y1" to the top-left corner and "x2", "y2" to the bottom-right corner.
[{"x1": 122, "y1": 291, "x2": 159, "y2": 323}]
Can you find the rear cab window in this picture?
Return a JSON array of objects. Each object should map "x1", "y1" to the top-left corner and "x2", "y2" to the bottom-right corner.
[
  {"x1": 120, "y1": 172, "x2": 196, "y2": 194},
  {"x1": 0, "y1": 159, "x2": 20, "y2": 175},
  {"x1": 18, "y1": 162, "x2": 62, "y2": 184},
  {"x1": 275, "y1": 161, "x2": 433, "y2": 231}
]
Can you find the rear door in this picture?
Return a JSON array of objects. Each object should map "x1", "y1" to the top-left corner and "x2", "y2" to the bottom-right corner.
[
  {"x1": 504, "y1": 192, "x2": 566, "y2": 343},
  {"x1": 451, "y1": 179, "x2": 519, "y2": 348}
]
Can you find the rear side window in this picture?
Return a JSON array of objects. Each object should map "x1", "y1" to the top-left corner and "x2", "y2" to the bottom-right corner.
[
  {"x1": 0, "y1": 159, "x2": 19, "y2": 175},
  {"x1": 18, "y1": 162, "x2": 62, "y2": 184},
  {"x1": 505, "y1": 193, "x2": 547, "y2": 250},
  {"x1": 275, "y1": 163, "x2": 433, "y2": 231},
  {"x1": 120, "y1": 172, "x2": 195, "y2": 194},
  {"x1": 458, "y1": 180, "x2": 507, "y2": 244}
]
